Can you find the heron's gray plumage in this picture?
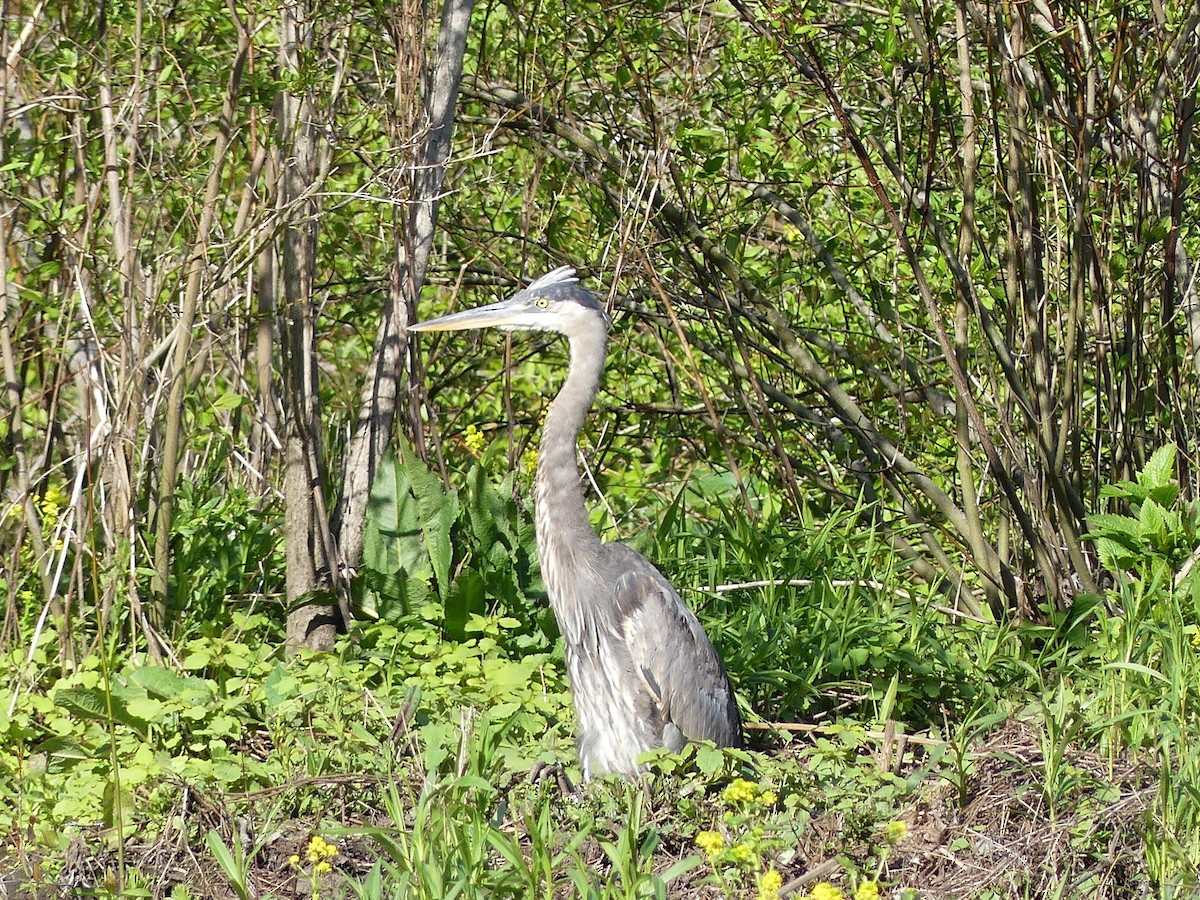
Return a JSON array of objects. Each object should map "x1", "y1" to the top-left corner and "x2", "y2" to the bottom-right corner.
[{"x1": 409, "y1": 266, "x2": 741, "y2": 778}]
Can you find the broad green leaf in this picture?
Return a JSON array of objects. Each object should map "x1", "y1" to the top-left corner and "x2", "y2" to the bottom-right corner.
[
  {"x1": 694, "y1": 743, "x2": 722, "y2": 775},
  {"x1": 124, "y1": 696, "x2": 167, "y2": 723},
  {"x1": 1139, "y1": 444, "x2": 1177, "y2": 491},
  {"x1": 399, "y1": 438, "x2": 459, "y2": 599},
  {"x1": 131, "y1": 666, "x2": 208, "y2": 701},
  {"x1": 54, "y1": 686, "x2": 110, "y2": 722},
  {"x1": 36, "y1": 735, "x2": 92, "y2": 760},
  {"x1": 1083, "y1": 513, "x2": 1144, "y2": 545}
]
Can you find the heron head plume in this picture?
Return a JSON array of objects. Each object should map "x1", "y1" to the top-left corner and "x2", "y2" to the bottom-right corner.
[{"x1": 407, "y1": 266, "x2": 608, "y2": 336}]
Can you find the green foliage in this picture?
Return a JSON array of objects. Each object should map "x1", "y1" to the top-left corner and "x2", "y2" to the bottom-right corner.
[
  {"x1": 7, "y1": 1, "x2": 1200, "y2": 892},
  {"x1": 1086, "y1": 444, "x2": 1196, "y2": 573},
  {"x1": 169, "y1": 479, "x2": 284, "y2": 628},
  {"x1": 664, "y1": 482, "x2": 996, "y2": 729},
  {"x1": 1066, "y1": 445, "x2": 1200, "y2": 884},
  {"x1": 359, "y1": 444, "x2": 548, "y2": 648}
]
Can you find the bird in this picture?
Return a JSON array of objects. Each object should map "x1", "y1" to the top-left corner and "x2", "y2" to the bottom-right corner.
[{"x1": 408, "y1": 266, "x2": 742, "y2": 778}]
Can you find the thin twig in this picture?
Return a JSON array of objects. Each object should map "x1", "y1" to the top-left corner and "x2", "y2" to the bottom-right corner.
[{"x1": 745, "y1": 720, "x2": 950, "y2": 749}]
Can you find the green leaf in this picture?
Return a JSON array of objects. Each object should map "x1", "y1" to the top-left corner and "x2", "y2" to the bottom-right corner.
[
  {"x1": 125, "y1": 696, "x2": 167, "y2": 723},
  {"x1": 1083, "y1": 513, "x2": 1144, "y2": 545},
  {"x1": 205, "y1": 830, "x2": 250, "y2": 900},
  {"x1": 1139, "y1": 444, "x2": 1176, "y2": 491},
  {"x1": 131, "y1": 666, "x2": 208, "y2": 701},
  {"x1": 659, "y1": 854, "x2": 702, "y2": 882},
  {"x1": 694, "y1": 743, "x2": 722, "y2": 775},
  {"x1": 444, "y1": 571, "x2": 486, "y2": 642},
  {"x1": 263, "y1": 664, "x2": 300, "y2": 706},
  {"x1": 212, "y1": 391, "x2": 244, "y2": 411},
  {"x1": 54, "y1": 686, "x2": 114, "y2": 723},
  {"x1": 55, "y1": 686, "x2": 147, "y2": 731},
  {"x1": 399, "y1": 439, "x2": 459, "y2": 599},
  {"x1": 36, "y1": 735, "x2": 93, "y2": 761},
  {"x1": 1102, "y1": 661, "x2": 1169, "y2": 684}
]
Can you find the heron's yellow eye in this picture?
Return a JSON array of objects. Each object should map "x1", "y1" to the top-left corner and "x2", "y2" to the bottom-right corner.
[{"x1": 535, "y1": 297, "x2": 549, "y2": 309}]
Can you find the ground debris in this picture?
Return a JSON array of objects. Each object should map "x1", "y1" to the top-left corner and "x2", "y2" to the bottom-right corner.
[{"x1": 873, "y1": 719, "x2": 1153, "y2": 898}]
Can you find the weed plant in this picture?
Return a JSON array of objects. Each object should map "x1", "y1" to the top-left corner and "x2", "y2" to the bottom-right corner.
[{"x1": 4, "y1": 448, "x2": 1200, "y2": 895}]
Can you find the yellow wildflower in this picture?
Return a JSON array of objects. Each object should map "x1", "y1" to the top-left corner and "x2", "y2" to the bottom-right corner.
[
  {"x1": 808, "y1": 884, "x2": 844, "y2": 900},
  {"x1": 39, "y1": 485, "x2": 67, "y2": 521},
  {"x1": 759, "y1": 789, "x2": 778, "y2": 806},
  {"x1": 522, "y1": 449, "x2": 538, "y2": 475},
  {"x1": 758, "y1": 869, "x2": 784, "y2": 900},
  {"x1": 314, "y1": 861, "x2": 332, "y2": 875},
  {"x1": 722, "y1": 777, "x2": 759, "y2": 804},
  {"x1": 305, "y1": 835, "x2": 339, "y2": 864},
  {"x1": 695, "y1": 830, "x2": 725, "y2": 857},
  {"x1": 885, "y1": 819, "x2": 909, "y2": 844},
  {"x1": 730, "y1": 841, "x2": 757, "y2": 864},
  {"x1": 463, "y1": 424, "x2": 487, "y2": 458},
  {"x1": 854, "y1": 881, "x2": 881, "y2": 900},
  {"x1": 288, "y1": 854, "x2": 300, "y2": 867}
]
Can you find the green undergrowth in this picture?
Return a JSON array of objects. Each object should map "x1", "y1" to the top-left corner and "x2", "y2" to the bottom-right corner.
[
  {"x1": 5, "y1": 448, "x2": 1200, "y2": 894},
  {"x1": 1, "y1": 609, "x2": 571, "y2": 849}
]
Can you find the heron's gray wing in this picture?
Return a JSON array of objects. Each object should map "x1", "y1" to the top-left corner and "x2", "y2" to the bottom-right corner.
[{"x1": 608, "y1": 546, "x2": 741, "y2": 748}]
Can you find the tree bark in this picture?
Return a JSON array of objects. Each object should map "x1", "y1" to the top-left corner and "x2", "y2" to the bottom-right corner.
[
  {"x1": 332, "y1": 0, "x2": 475, "y2": 577},
  {"x1": 277, "y1": 0, "x2": 337, "y2": 651}
]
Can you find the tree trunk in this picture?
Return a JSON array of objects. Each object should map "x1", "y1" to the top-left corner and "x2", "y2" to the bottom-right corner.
[
  {"x1": 277, "y1": 0, "x2": 337, "y2": 651},
  {"x1": 333, "y1": 0, "x2": 475, "y2": 575}
]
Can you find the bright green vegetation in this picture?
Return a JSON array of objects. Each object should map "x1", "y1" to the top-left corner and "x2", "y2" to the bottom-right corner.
[
  {"x1": 4, "y1": 0, "x2": 1200, "y2": 896},
  {"x1": 3, "y1": 447, "x2": 1199, "y2": 896}
]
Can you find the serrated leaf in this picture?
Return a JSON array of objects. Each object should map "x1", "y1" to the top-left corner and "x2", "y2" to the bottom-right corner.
[
  {"x1": 1149, "y1": 484, "x2": 1180, "y2": 509},
  {"x1": 1094, "y1": 536, "x2": 1137, "y2": 570},
  {"x1": 1139, "y1": 444, "x2": 1177, "y2": 491},
  {"x1": 131, "y1": 666, "x2": 208, "y2": 701},
  {"x1": 54, "y1": 686, "x2": 109, "y2": 722},
  {"x1": 1138, "y1": 499, "x2": 1172, "y2": 552},
  {"x1": 1083, "y1": 513, "x2": 1144, "y2": 543},
  {"x1": 36, "y1": 735, "x2": 92, "y2": 760},
  {"x1": 399, "y1": 439, "x2": 458, "y2": 599}
]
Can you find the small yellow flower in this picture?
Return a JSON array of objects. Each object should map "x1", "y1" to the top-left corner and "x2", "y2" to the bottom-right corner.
[
  {"x1": 314, "y1": 861, "x2": 332, "y2": 875},
  {"x1": 522, "y1": 449, "x2": 538, "y2": 475},
  {"x1": 722, "y1": 777, "x2": 759, "y2": 804},
  {"x1": 759, "y1": 789, "x2": 778, "y2": 806},
  {"x1": 288, "y1": 854, "x2": 300, "y2": 867},
  {"x1": 463, "y1": 424, "x2": 487, "y2": 457},
  {"x1": 885, "y1": 819, "x2": 909, "y2": 844},
  {"x1": 39, "y1": 484, "x2": 68, "y2": 520},
  {"x1": 730, "y1": 841, "x2": 757, "y2": 864},
  {"x1": 854, "y1": 881, "x2": 881, "y2": 900},
  {"x1": 305, "y1": 834, "x2": 339, "y2": 864},
  {"x1": 758, "y1": 868, "x2": 784, "y2": 900},
  {"x1": 695, "y1": 830, "x2": 725, "y2": 857},
  {"x1": 808, "y1": 884, "x2": 844, "y2": 900}
]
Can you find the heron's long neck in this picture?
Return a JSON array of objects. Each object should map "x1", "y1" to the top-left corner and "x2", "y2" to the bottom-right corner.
[{"x1": 534, "y1": 325, "x2": 607, "y2": 596}]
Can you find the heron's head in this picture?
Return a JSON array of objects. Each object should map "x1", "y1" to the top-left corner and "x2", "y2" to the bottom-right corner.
[{"x1": 407, "y1": 266, "x2": 608, "y2": 337}]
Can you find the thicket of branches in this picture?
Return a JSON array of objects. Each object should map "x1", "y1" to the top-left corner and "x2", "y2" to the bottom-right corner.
[{"x1": 2, "y1": 0, "x2": 1198, "y2": 655}]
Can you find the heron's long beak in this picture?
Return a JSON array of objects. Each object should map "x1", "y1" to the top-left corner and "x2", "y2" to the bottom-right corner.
[{"x1": 407, "y1": 298, "x2": 528, "y2": 333}]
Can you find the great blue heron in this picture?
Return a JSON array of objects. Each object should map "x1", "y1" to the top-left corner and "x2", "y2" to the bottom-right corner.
[{"x1": 408, "y1": 266, "x2": 742, "y2": 778}]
